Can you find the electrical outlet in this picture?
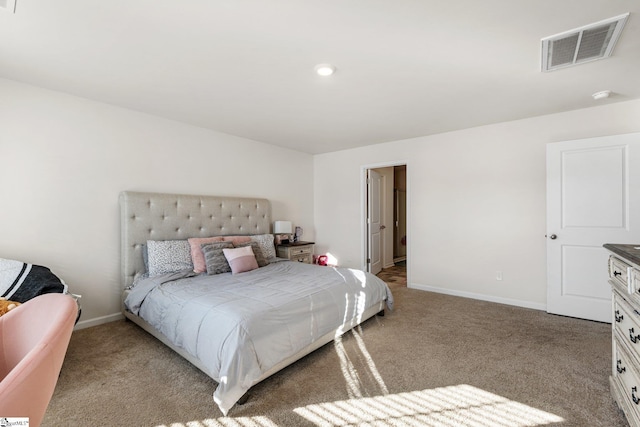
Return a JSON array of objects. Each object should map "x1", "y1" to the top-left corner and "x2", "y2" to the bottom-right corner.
[{"x1": 496, "y1": 271, "x2": 503, "y2": 281}]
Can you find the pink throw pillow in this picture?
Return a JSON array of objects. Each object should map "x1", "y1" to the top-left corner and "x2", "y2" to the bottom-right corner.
[
  {"x1": 222, "y1": 246, "x2": 258, "y2": 274},
  {"x1": 188, "y1": 236, "x2": 225, "y2": 273}
]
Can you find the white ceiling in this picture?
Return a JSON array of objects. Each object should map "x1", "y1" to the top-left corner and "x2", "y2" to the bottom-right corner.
[{"x1": 1, "y1": 1, "x2": 638, "y2": 154}]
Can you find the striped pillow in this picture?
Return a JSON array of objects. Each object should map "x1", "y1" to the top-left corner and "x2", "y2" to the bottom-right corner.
[
  {"x1": 202, "y1": 241, "x2": 234, "y2": 275},
  {"x1": 188, "y1": 236, "x2": 225, "y2": 273},
  {"x1": 222, "y1": 246, "x2": 258, "y2": 274}
]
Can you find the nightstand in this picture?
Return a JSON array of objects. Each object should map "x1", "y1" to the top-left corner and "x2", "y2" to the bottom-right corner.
[{"x1": 276, "y1": 241, "x2": 315, "y2": 264}]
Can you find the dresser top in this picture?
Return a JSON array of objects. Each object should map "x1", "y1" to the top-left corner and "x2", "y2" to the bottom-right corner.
[
  {"x1": 604, "y1": 243, "x2": 640, "y2": 266},
  {"x1": 277, "y1": 241, "x2": 315, "y2": 247}
]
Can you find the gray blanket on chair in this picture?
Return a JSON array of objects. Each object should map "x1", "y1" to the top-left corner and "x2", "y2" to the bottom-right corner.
[{"x1": 0, "y1": 258, "x2": 68, "y2": 303}]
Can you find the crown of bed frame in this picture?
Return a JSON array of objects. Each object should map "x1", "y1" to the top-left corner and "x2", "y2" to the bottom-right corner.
[{"x1": 119, "y1": 191, "x2": 272, "y2": 288}]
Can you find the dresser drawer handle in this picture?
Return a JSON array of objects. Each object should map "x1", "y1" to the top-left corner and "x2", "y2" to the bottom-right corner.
[
  {"x1": 630, "y1": 328, "x2": 640, "y2": 344},
  {"x1": 614, "y1": 271, "x2": 622, "y2": 277},
  {"x1": 615, "y1": 310, "x2": 624, "y2": 322},
  {"x1": 618, "y1": 359, "x2": 627, "y2": 374},
  {"x1": 633, "y1": 387, "x2": 640, "y2": 404}
]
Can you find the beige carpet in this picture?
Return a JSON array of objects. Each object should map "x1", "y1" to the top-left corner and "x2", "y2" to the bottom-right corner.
[{"x1": 43, "y1": 282, "x2": 627, "y2": 427}]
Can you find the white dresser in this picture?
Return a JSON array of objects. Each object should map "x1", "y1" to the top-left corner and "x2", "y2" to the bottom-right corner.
[{"x1": 606, "y1": 243, "x2": 640, "y2": 427}]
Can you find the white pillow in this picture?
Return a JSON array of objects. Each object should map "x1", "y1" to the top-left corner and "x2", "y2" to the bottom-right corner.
[
  {"x1": 146, "y1": 240, "x2": 193, "y2": 277},
  {"x1": 250, "y1": 234, "x2": 276, "y2": 260}
]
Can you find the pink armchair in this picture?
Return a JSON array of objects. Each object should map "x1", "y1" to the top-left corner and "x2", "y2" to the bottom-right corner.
[{"x1": 0, "y1": 293, "x2": 77, "y2": 427}]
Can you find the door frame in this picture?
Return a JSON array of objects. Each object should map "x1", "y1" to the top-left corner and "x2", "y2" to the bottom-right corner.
[
  {"x1": 361, "y1": 161, "x2": 410, "y2": 282},
  {"x1": 546, "y1": 132, "x2": 640, "y2": 322}
]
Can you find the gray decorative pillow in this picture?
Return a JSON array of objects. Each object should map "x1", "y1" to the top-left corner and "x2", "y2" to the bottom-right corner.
[
  {"x1": 235, "y1": 242, "x2": 268, "y2": 267},
  {"x1": 250, "y1": 234, "x2": 276, "y2": 260},
  {"x1": 202, "y1": 241, "x2": 234, "y2": 275},
  {"x1": 146, "y1": 240, "x2": 193, "y2": 277}
]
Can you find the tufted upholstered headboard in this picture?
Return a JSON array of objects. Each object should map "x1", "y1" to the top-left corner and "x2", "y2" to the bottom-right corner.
[{"x1": 119, "y1": 191, "x2": 272, "y2": 288}]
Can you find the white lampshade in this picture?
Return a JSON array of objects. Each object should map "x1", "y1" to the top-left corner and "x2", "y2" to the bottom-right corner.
[{"x1": 274, "y1": 220, "x2": 292, "y2": 234}]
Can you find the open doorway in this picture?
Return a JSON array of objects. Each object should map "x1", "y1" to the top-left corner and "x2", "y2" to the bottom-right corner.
[
  {"x1": 364, "y1": 163, "x2": 407, "y2": 287},
  {"x1": 393, "y1": 165, "x2": 407, "y2": 265}
]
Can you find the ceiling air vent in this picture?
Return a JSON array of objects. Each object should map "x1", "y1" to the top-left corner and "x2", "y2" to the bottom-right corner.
[{"x1": 541, "y1": 13, "x2": 629, "y2": 72}]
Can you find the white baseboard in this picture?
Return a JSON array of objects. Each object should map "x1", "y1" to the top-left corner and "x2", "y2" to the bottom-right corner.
[
  {"x1": 74, "y1": 312, "x2": 124, "y2": 330},
  {"x1": 408, "y1": 282, "x2": 546, "y2": 312}
]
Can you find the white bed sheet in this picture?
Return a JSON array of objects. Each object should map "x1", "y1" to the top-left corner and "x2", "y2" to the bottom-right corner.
[{"x1": 124, "y1": 260, "x2": 392, "y2": 415}]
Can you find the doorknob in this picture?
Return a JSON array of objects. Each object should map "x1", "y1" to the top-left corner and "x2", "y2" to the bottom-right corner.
[{"x1": 549, "y1": 234, "x2": 557, "y2": 240}]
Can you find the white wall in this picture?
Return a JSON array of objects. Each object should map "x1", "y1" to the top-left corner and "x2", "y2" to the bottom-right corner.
[
  {"x1": 4, "y1": 76, "x2": 639, "y2": 324},
  {"x1": 314, "y1": 99, "x2": 640, "y2": 309},
  {"x1": 0, "y1": 78, "x2": 314, "y2": 328}
]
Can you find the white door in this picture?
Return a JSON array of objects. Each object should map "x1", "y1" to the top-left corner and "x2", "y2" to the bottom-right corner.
[
  {"x1": 547, "y1": 132, "x2": 640, "y2": 322},
  {"x1": 368, "y1": 169, "x2": 382, "y2": 275}
]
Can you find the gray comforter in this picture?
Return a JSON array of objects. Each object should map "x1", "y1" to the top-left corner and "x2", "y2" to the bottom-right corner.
[{"x1": 124, "y1": 260, "x2": 393, "y2": 415}]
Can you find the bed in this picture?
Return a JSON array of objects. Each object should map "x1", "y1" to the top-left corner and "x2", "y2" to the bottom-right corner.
[{"x1": 119, "y1": 191, "x2": 393, "y2": 415}]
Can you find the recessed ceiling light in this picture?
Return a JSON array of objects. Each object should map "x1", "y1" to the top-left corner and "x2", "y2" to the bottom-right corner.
[
  {"x1": 592, "y1": 90, "x2": 611, "y2": 100},
  {"x1": 315, "y1": 64, "x2": 336, "y2": 77}
]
